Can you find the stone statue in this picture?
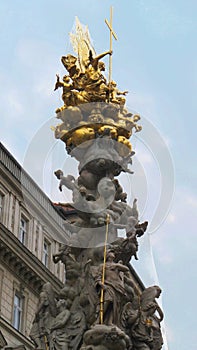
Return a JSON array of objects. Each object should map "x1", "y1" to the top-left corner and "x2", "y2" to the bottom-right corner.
[
  {"x1": 66, "y1": 310, "x2": 86, "y2": 350},
  {"x1": 81, "y1": 324, "x2": 132, "y2": 350},
  {"x1": 109, "y1": 80, "x2": 128, "y2": 110},
  {"x1": 54, "y1": 170, "x2": 75, "y2": 193},
  {"x1": 113, "y1": 179, "x2": 127, "y2": 202},
  {"x1": 54, "y1": 170, "x2": 96, "y2": 203},
  {"x1": 55, "y1": 46, "x2": 113, "y2": 111},
  {"x1": 54, "y1": 75, "x2": 76, "y2": 111},
  {"x1": 49, "y1": 297, "x2": 86, "y2": 350},
  {"x1": 30, "y1": 15, "x2": 165, "y2": 350},
  {"x1": 30, "y1": 283, "x2": 57, "y2": 349},
  {"x1": 87, "y1": 49, "x2": 112, "y2": 71},
  {"x1": 122, "y1": 286, "x2": 163, "y2": 350},
  {"x1": 79, "y1": 259, "x2": 100, "y2": 327},
  {"x1": 140, "y1": 286, "x2": 164, "y2": 322},
  {"x1": 111, "y1": 201, "x2": 147, "y2": 263},
  {"x1": 61, "y1": 54, "x2": 79, "y2": 80},
  {"x1": 50, "y1": 299, "x2": 71, "y2": 350},
  {"x1": 53, "y1": 244, "x2": 81, "y2": 281},
  {"x1": 94, "y1": 251, "x2": 129, "y2": 327}
]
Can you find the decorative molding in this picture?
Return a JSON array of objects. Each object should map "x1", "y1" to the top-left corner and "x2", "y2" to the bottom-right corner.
[
  {"x1": 0, "y1": 317, "x2": 33, "y2": 350},
  {"x1": 0, "y1": 223, "x2": 63, "y2": 295},
  {"x1": 0, "y1": 143, "x2": 68, "y2": 231},
  {"x1": 0, "y1": 330, "x2": 7, "y2": 349},
  {"x1": 0, "y1": 268, "x2": 4, "y2": 315}
]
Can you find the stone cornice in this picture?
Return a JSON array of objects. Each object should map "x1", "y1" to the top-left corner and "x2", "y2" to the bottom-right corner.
[
  {"x1": 0, "y1": 329, "x2": 7, "y2": 348},
  {"x1": 0, "y1": 317, "x2": 33, "y2": 350},
  {"x1": 0, "y1": 223, "x2": 63, "y2": 295},
  {"x1": 0, "y1": 143, "x2": 71, "y2": 235}
]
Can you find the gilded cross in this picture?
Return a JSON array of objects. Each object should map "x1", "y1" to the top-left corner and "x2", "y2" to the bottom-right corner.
[{"x1": 105, "y1": 6, "x2": 118, "y2": 84}]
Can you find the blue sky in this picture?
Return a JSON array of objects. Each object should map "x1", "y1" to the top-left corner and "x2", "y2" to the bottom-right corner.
[{"x1": 0, "y1": 1, "x2": 196, "y2": 349}]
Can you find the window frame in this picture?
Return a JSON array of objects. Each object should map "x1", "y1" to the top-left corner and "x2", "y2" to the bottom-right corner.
[
  {"x1": 19, "y1": 214, "x2": 29, "y2": 246},
  {"x1": 0, "y1": 192, "x2": 4, "y2": 219},
  {"x1": 12, "y1": 291, "x2": 23, "y2": 332},
  {"x1": 42, "y1": 238, "x2": 51, "y2": 268}
]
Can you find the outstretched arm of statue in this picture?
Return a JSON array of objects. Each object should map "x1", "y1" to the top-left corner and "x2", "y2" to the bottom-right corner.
[
  {"x1": 54, "y1": 74, "x2": 64, "y2": 90},
  {"x1": 94, "y1": 49, "x2": 113, "y2": 61},
  {"x1": 117, "y1": 90, "x2": 129, "y2": 96},
  {"x1": 90, "y1": 49, "x2": 113, "y2": 69}
]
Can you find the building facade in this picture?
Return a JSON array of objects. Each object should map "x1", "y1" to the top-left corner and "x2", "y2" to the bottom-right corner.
[
  {"x1": 0, "y1": 142, "x2": 147, "y2": 350},
  {"x1": 0, "y1": 143, "x2": 73, "y2": 349}
]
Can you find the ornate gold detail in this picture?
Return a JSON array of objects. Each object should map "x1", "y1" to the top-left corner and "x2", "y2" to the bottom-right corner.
[{"x1": 53, "y1": 16, "x2": 142, "y2": 159}]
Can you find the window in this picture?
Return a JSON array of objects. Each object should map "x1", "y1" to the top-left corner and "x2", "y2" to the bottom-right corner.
[
  {"x1": 19, "y1": 217, "x2": 28, "y2": 244},
  {"x1": 34, "y1": 224, "x2": 39, "y2": 254},
  {"x1": 13, "y1": 293, "x2": 23, "y2": 331},
  {"x1": 0, "y1": 193, "x2": 4, "y2": 220},
  {"x1": 42, "y1": 240, "x2": 50, "y2": 267}
]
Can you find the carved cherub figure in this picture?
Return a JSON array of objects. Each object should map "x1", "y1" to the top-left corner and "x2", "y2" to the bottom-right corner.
[
  {"x1": 54, "y1": 169, "x2": 96, "y2": 203},
  {"x1": 109, "y1": 80, "x2": 128, "y2": 109},
  {"x1": 54, "y1": 74, "x2": 72, "y2": 92},
  {"x1": 111, "y1": 199, "x2": 147, "y2": 262},
  {"x1": 54, "y1": 73, "x2": 89, "y2": 110},
  {"x1": 111, "y1": 218, "x2": 139, "y2": 263},
  {"x1": 74, "y1": 177, "x2": 117, "y2": 226},
  {"x1": 113, "y1": 215, "x2": 148, "y2": 263},
  {"x1": 113, "y1": 179, "x2": 127, "y2": 202},
  {"x1": 54, "y1": 170, "x2": 76, "y2": 192}
]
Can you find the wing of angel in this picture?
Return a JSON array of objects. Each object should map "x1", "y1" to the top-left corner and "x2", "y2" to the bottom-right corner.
[{"x1": 69, "y1": 16, "x2": 96, "y2": 73}]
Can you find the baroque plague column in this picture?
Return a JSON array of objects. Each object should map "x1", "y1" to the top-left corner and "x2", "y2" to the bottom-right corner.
[{"x1": 30, "y1": 12, "x2": 164, "y2": 350}]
